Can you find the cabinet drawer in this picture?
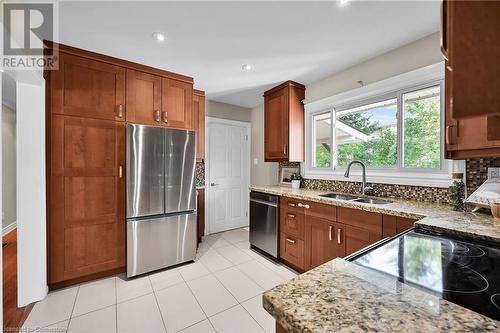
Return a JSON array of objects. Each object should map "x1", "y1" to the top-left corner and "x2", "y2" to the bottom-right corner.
[
  {"x1": 337, "y1": 207, "x2": 382, "y2": 235},
  {"x1": 304, "y1": 201, "x2": 336, "y2": 221},
  {"x1": 280, "y1": 197, "x2": 305, "y2": 214},
  {"x1": 280, "y1": 233, "x2": 304, "y2": 270},
  {"x1": 280, "y1": 209, "x2": 304, "y2": 240}
]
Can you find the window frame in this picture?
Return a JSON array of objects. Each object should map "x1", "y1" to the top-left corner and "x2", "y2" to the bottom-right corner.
[{"x1": 303, "y1": 63, "x2": 464, "y2": 188}]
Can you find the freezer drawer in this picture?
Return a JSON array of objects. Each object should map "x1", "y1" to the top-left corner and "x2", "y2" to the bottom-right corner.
[{"x1": 127, "y1": 212, "x2": 197, "y2": 277}]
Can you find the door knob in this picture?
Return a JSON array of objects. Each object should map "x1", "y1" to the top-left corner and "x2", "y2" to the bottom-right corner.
[{"x1": 210, "y1": 183, "x2": 219, "y2": 187}]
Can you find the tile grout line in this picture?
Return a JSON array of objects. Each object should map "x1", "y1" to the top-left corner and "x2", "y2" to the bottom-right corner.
[
  {"x1": 148, "y1": 274, "x2": 169, "y2": 333},
  {"x1": 114, "y1": 276, "x2": 117, "y2": 333},
  {"x1": 66, "y1": 284, "x2": 81, "y2": 330}
]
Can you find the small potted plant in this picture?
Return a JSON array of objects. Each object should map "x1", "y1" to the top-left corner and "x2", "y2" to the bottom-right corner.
[{"x1": 290, "y1": 172, "x2": 302, "y2": 189}]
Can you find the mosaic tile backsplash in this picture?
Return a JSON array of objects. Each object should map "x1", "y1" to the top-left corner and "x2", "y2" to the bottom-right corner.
[
  {"x1": 195, "y1": 162, "x2": 205, "y2": 187},
  {"x1": 279, "y1": 158, "x2": 500, "y2": 204}
]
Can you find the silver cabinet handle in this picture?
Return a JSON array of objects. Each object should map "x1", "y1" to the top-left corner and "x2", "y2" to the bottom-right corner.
[
  {"x1": 288, "y1": 203, "x2": 296, "y2": 207},
  {"x1": 298, "y1": 203, "x2": 310, "y2": 209},
  {"x1": 286, "y1": 238, "x2": 296, "y2": 244},
  {"x1": 210, "y1": 183, "x2": 219, "y2": 187},
  {"x1": 337, "y1": 228, "x2": 342, "y2": 244},
  {"x1": 116, "y1": 104, "x2": 124, "y2": 118},
  {"x1": 283, "y1": 143, "x2": 287, "y2": 155},
  {"x1": 287, "y1": 214, "x2": 296, "y2": 218},
  {"x1": 119, "y1": 165, "x2": 123, "y2": 178},
  {"x1": 329, "y1": 225, "x2": 333, "y2": 241}
]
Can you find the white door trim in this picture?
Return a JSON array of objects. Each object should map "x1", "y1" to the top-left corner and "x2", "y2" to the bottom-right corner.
[{"x1": 205, "y1": 117, "x2": 251, "y2": 235}]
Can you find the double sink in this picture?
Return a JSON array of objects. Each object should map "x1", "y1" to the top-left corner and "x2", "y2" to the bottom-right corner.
[{"x1": 319, "y1": 193, "x2": 391, "y2": 205}]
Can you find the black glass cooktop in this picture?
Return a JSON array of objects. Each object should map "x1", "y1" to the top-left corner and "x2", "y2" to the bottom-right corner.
[{"x1": 351, "y1": 229, "x2": 500, "y2": 321}]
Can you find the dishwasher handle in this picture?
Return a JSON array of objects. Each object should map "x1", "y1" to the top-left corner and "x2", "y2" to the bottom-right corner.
[{"x1": 250, "y1": 198, "x2": 278, "y2": 208}]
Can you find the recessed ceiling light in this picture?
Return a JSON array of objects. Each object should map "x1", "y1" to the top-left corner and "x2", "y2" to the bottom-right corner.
[
  {"x1": 338, "y1": 0, "x2": 351, "y2": 6},
  {"x1": 242, "y1": 64, "x2": 252, "y2": 71},
  {"x1": 152, "y1": 32, "x2": 166, "y2": 42}
]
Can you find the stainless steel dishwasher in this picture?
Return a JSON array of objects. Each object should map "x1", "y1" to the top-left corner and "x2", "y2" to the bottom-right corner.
[{"x1": 249, "y1": 191, "x2": 279, "y2": 258}]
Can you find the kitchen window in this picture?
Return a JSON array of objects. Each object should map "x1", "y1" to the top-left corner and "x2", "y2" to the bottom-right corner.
[{"x1": 304, "y1": 64, "x2": 461, "y2": 187}]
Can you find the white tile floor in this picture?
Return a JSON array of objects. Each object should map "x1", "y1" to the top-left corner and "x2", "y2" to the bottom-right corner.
[{"x1": 23, "y1": 228, "x2": 298, "y2": 333}]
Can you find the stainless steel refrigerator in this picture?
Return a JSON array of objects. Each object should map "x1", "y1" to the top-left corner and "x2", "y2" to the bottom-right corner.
[{"x1": 126, "y1": 124, "x2": 197, "y2": 277}]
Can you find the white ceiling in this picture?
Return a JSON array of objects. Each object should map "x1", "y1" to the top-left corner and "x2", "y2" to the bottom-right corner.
[{"x1": 58, "y1": 1, "x2": 440, "y2": 108}]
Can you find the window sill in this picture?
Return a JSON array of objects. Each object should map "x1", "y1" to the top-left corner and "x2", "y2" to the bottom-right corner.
[{"x1": 303, "y1": 168, "x2": 454, "y2": 188}]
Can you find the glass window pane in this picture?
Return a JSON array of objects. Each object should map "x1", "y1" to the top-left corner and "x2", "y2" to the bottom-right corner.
[
  {"x1": 335, "y1": 98, "x2": 397, "y2": 167},
  {"x1": 403, "y1": 86, "x2": 441, "y2": 169},
  {"x1": 313, "y1": 112, "x2": 332, "y2": 168}
]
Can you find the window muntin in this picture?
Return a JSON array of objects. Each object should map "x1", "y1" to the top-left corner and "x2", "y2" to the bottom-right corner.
[
  {"x1": 336, "y1": 98, "x2": 398, "y2": 168},
  {"x1": 313, "y1": 112, "x2": 332, "y2": 168},
  {"x1": 402, "y1": 86, "x2": 441, "y2": 169}
]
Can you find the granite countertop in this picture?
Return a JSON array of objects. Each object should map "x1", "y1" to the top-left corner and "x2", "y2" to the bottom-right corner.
[
  {"x1": 250, "y1": 185, "x2": 500, "y2": 244},
  {"x1": 253, "y1": 185, "x2": 500, "y2": 332},
  {"x1": 263, "y1": 258, "x2": 500, "y2": 332}
]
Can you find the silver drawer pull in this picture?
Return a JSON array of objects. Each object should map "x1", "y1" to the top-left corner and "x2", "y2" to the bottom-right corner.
[
  {"x1": 329, "y1": 225, "x2": 333, "y2": 241},
  {"x1": 297, "y1": 203, "x2": 310, "y2": 209},
  {"x1": 286, "y1": 238, "x2": 296, "y2": 244},
  {"x1": 288, "y1": 203, "x2": 296, "y2": 207},
  {"x1": 338, "y1": 228, "x2": 342, "y2": 244},
  {"x1": 287, "y1": 214, "x2": 296, "y2": 218}
]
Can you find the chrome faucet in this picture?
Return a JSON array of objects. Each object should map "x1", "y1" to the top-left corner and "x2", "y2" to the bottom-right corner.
[{"x1": 344, "y1": 160, "x2": 373, "y2": 195}]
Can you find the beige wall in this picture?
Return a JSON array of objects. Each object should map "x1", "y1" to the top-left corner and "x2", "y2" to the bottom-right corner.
[
  {"x1": 250, "y1": 105, "x2": 279, "y2": 186},
  {"x1": 2, "y1": 104, "x2": 16, "y2": 229},
  {"x1": 206, "y1": 100, "x2": 252, "y2": 123},
  {"x1": 306, "y1": 32, "x2": 442, "y2": 103}
]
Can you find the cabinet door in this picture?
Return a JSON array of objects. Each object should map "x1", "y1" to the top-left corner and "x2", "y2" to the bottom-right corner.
[
  {"x1": 280, "y1": 233, "x2": 304, "y2": 270},
  {"x1": 306, "y1": 216, "x2": 341, "y2": 269},
  {"x1": 51, "y1": 53, "x2": 126, "y2": 121},
  {"x1": 126, "y1": 69, "x2": 162, "y2": 126},
  {"x1": 193, "y1": 93, "x2": 205, "y2": 161},
  {"x1": 162, "y1": 78, "x2": 194, "y2": 129},
  {"x1": 49, "y1": 115, "x2": 125, "y2": 284},
  {"x1": 343, "y1": 224, "x2": 381, "y2": 256},
  {"x1": 264, "y1": 88, "x2": 289, "y2": 160},
  {"x1": 448, "y1": 1, "x2": 500, "y2": 119}
]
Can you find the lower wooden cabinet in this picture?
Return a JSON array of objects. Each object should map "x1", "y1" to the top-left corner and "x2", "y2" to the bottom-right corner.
[
  {"x1": 48, "y1": 115, "x2": 126, "y2": 287},
  {"x1": 279, "y1": 197, "x2": 415, "y2": 272},
  {"x1": 280, "y1": 233, "x2": 305, "y2": 270},
  {"x1": 304, "y1": 217, "x2": 344, "y2": 270}
]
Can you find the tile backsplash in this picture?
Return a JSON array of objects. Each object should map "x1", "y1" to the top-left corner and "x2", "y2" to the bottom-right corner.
[
  {"x1": 195, "y1": 162, "x2": 205, "y2": 187},
  {"x1": 278, "y1": 158, "x2": 500, "y2": 204}
]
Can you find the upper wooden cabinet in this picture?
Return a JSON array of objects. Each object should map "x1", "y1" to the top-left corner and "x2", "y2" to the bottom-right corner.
[
  {"x1": 264, "y1": 81, "x2": 305, "y2": 162},
  {"x1": 442, "y1": 0, "x2": 500, "y2": 120},
  {"x1": 193, "y1": 90, "x2": 205, "y2": 162},
  {"x1": 162, "y1": 78, "x2": 194, "y2": 129},
  {"x1": 50, "y1": 53, "x2": 126, "y2": 121},
  {"x1": 126, "y1": 69, "x2": 162, "y2": 126}
]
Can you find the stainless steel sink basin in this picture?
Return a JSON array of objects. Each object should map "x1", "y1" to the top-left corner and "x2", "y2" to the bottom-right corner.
[
  {"x1": 319, "y1": 193, "x2": 359, "y2": 200},
  {"x1": 352, "y1": 198, "x2": 392, "y2": 205}
]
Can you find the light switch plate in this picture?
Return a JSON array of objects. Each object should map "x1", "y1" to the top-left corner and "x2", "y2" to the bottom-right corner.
[{"x1": 488, "y1": 167, "x2": 500, "y2": 179}]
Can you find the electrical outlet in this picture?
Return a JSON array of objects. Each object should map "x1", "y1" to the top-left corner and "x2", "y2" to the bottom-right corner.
[{"x1": 488, "y1": 167, "x2": 500, "y2": 179}]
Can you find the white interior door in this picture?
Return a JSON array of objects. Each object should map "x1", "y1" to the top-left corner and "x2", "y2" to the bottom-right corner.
[{"x1": 207, "y1": 118, "x2": 250, "y2": 234}]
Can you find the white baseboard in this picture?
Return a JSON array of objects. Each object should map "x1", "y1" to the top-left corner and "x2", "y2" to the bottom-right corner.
[{"x1": 3, "y1": 221, "x2": 17, "y2": 236}]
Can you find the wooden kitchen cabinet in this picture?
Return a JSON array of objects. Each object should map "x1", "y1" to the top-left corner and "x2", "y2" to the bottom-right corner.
[
  {"x1": 264, "y1": 81, "x2": 305, "y2": 162},
  {"x1": 46, "y1": 42, "x2": 195, "y2": 288},
  {"x1": 442, "y1": 0, "x2": 500, "y2": 120},
  {"x1": 126, "y1": 69, "x2": 162, "y2": 126},
  {"x1": 162, "y1": 78, "x2": 194, "y2": 129},
  {"x1": 280, "y1": 197, "x2": 389, "y2": 271},
  {"x1": 193, "y1": 90, "x2": 205, "y2": 162},
  {"x1": 48, "y1": 115, "x2": 126, "y2": 286},
  {"x1": 442, "y1": 0, "x2": 500, "y2": 159},
  {"x1": 305, "y1": 217, "x2": 344, "y2": 270},
  {"x1": 382, "y1": 215, "x2": 417, "y2": 238},
  {"x1": 50, "y1": 52, "x2": 126, "y2": 121}
]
